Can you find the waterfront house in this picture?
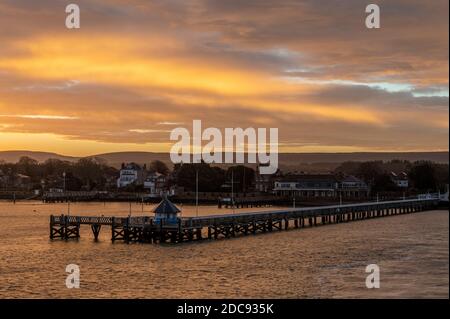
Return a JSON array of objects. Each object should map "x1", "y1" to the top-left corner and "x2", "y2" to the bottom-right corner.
[
  {"x1": 117, "y1": 163, "x2": 145, "y2": 188},
  {"x1": 273, "y1": 174, "x2": 339, "y2": 197},
  {"x1": 390, "y1": 172, "x2": 409, "y2": 188},
  {"x1": 0, "y1": 170, "x2": 32, "y2": 190},
  {"x1": 144, "y1": 172, "x2": 168, "y2": 196},
  {"x1": 255, "y1": 164, "x2": 282, "y2": 193},
  {"x1": 0, "y1": 169, "x2": 6, "y2": 187},
  {"x1": 337, "y1": 175, "x2": 369, "y2": 198}
]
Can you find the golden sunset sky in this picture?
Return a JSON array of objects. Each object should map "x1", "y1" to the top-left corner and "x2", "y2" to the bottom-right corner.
[{"x1": 0, "y1": 0, "x2": 448, "y2": 156}]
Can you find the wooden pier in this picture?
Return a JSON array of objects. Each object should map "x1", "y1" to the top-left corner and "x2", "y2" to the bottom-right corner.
[
  {"x1": 49, "y1": 198, "x2": 440, "y2": 244},
  {"x1": 42, "y1": 191, "x2": 154, "y2": 203},
  {"x1": 217, "y1": 197, "x2": 282, "y2": 209}
]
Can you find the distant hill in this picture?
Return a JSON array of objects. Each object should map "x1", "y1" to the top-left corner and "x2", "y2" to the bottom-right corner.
[
  {"x1": 278, "y1": 152, "x2": 449, "y2": 165},
  {"x1": 1, "y1": 150, "x2": 448, "y2": 171},
  {"x1": 88, "y1": 152, "x2": 170, "y2": 168},
  {"x1": 92, "y1": 151, "x2": 450, "y2": 170},
  {"x1": 0, "y1": 150, "x2": 78, "y2": 163}
]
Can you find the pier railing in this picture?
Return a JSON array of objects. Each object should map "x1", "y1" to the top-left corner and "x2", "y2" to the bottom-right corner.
[{"x1": 51, "y1": 215, "x2": 152, "y2": 226}]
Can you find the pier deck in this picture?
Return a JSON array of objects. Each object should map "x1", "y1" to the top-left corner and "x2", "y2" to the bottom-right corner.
[{"x1": 50, "y1": 198, "x2": 441, "y2": 244}]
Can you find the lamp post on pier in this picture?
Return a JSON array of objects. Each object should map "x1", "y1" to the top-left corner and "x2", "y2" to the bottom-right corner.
[
  {"x1": 231, "y1": 168, "x2": 235, "y2": 214},
  {"x1": 195, "y1": 168, "x2": 199, "y2": 217}
]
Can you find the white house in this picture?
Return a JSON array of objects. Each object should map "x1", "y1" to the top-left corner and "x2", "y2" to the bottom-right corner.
[
  {"x1": 273, "y1": 174, "x2": 338, "y2": 197},
  {"x1": 117, "y1": 163, "x2": 144, "y2": 188}
]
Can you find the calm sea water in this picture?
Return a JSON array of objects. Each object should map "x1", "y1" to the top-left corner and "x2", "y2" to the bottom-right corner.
[{"x1": 0, "y1": 201, "x2": 447, "y2": 298}]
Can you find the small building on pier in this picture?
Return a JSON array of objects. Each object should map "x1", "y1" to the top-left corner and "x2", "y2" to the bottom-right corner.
[{"x1": 153, "y1": 196, "x2": 181, "y2": 224}]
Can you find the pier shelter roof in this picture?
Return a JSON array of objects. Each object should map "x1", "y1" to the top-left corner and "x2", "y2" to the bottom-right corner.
[{"x1": 152, "y1": 197, "x2": 180, "y2": 215}]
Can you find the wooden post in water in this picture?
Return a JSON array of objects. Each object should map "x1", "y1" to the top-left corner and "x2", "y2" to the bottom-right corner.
[
  {"x1": 214, "y1": 225, "x2": 219, "y2": 239},
  {"x1": 49, "y1": 215, "x2": 54, "y2": 239},
  {"x1": 196, "y1": 228, "x2": 202, "y2": 240},
  {"x1": 91, "y1": 224, "x2": 101, "y2": 241},
  {"x1": 111, "y1": 217, "x2": 115, "y2": 242},
  {"x1": 244, "y1": 224, "x2": 249, "y2": 235},
  {"x1": 63, "y1": 214, "x2": 68, "y2": 240}
]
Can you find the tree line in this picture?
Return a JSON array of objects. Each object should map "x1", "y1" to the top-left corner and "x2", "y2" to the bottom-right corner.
[
  {"x1": 0, "y1": 156, "x2": 118, "y2": 191},
  {"x1": 1, "y1": 156, "x2": 447, "y2": 194},
  {"x1": 334, "y1": 160, "x2": 449, "y2": 193}
]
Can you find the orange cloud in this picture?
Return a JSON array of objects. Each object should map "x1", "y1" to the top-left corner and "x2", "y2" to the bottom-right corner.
[
  {"x1": 0, "y1": 0, "x2": 447, "y2": 155},
  {"x1": 1, "y1": 35, "x2": 291, "y2": 96}
]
